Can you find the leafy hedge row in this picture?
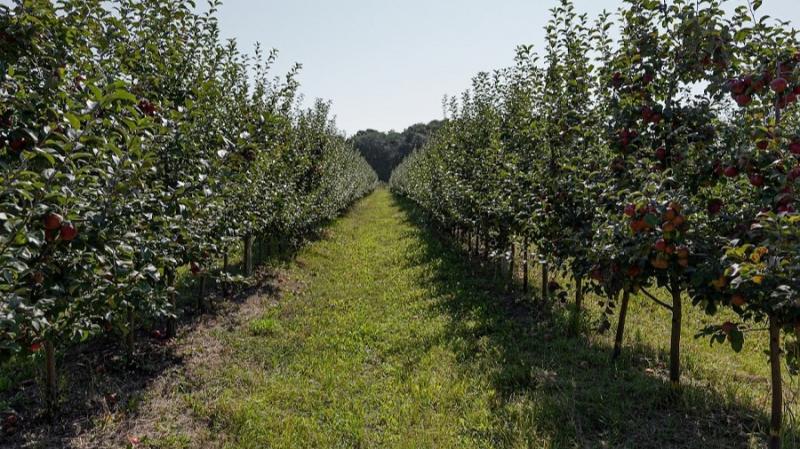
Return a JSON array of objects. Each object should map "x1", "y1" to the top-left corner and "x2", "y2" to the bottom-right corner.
[
  {"x1": 391, "y1": 0, "x2": 799, "y2": 446},
  {"x1": 0, "y1": 0, "x2": 376, "y2": 406}
]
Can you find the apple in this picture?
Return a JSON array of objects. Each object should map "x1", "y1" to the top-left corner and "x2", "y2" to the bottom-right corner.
[
  {"x1": 9, "y1": 137, "x2": 27, "y2": 152},
  {"x1": 771, "y1": 77, "x2": 789, "y2": 93},
  {"x1": 731, "y1": 294, "x2": 747, "y2": 307},
  {"x1": 721, "y1": 321, "x2": 735, "y2": 335},
  {"x1": 43, "y1": 212, "x2": 63, "y2": 231},
  {"x1": 138, "y1": 99, "x2": 157, "y2": 116},
  {"x1": 749, "y1": 173, "x2": 765, "y2": 187},
  {"x1": 790, "y1": 141, "x2": 800, "y2": 155},
  {"x1": 624, "y1": 204, "x2": 636, "y2": 217},
  {"x1": 641, "y1": 106, "x2": 653, "y2": 122},
  {"x1": 723, "y1": 166, "x2": 739, "y2": 177},
  {"x1": 60, "y1": 222, "x2": 78, "y2": 241},
  {"x1": 627, "y1": 265, "x2": 641, "y2": 278},
  {"x1": 676, "y1": 246, "x2": 689, "y2": 259},
  {"x1": 612, "y1": 72, "x2": 623, "y2": 88},
  {"x1": 654, "y1": 238, "x2": 667, "y2": 252},
  {"x1": 728, "y1": 78, "x2": 747, "y2": 95},
  {"x1": 45, "y1": 229, "x2": 58, "y2": 242},
  {"x1": 190, "y1": 261, "x2": 201, "y2": 276},
  {"x1": 757, "y1": 140, "x2": 769, "y2": 150},
  {"x1": 655, "y1": 147, "x2": 667, "y2": 160},
  {"x1": 662, "y1": 221, "x2": 676, "y2": 233},
  {"x1": 735, "y1": 94, "x2": 752, "y2": 107},
  {"x1": 708, "y1": 199, "x2": 723, "y2": 215},
  {"x1": 789, "y1": 166, "x2": 800, "y2": 181},
  {"x1": 650, "y1": 258, "x2": 669, "y2": 270}
]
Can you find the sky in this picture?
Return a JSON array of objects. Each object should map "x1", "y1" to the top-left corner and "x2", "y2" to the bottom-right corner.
[
  {"x1": 1, "y1": 0, "x2": 796, "y2": 134},
  {"x1": 203, "y1": 0, "x2": 800, "y2": 135}
]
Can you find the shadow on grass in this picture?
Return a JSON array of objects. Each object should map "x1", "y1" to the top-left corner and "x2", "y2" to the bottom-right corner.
[
  {"x1": 391, "y1": 193, "x2": 788, "y2": 449},
  {"x1": 0, "y1": 226, "x2": 331, "y2": 449}
]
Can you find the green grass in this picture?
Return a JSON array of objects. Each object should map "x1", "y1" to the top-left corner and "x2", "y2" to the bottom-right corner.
[{"x1": 166, "y1": 188, "x2": 797, "y2": 449}]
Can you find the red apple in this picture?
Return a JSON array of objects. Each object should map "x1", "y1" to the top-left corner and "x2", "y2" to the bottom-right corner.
[
  {"x1": 729, "y1": 78, "x2": 747, "y2": 94},
  {"x1": 789, "y1": 166, "x2": 800, "y2": 181},
  {"x1": 654, "y1": 238, "x2": 667, "y2": 252},
  {"x1": 190, "y1": 261, "x2": 201, "y2": 276},
  {"x1": 749, "y1": 173, "x2": 765, "y2": 187},
  {"x1": 624, "y1": 204, "x2": 636, "y2": 217},
  {"x1": 735, "y1": 94, "x2": 752, "y2": 107},
  {"x1": 655, "y1": 147, "x2": 667, "y2": 161},
  {"x1": 43, "y1": 212, "x2": 63, "y2": 231},
  {"x1": 641, "y1": 106, "x2": 653, "y2": 122},
  {"x1": 790, "y1": 141, "x2": 800, "y2": 155},
  {"x1": 612, "y1": 72, "x2": 623, "y2": 88},
  {"x1": 771, "y1": 77, "x2": 789, "y2": 93},
  {"x1": 9, "y1": 137, "x2": 26, "y2": 152},
  {"x1": 721, "y1": 321, "x2": 735, "y2": 335},
  {"x1": 756, "y1": 140, "x2": 769, "y2": 151},
  {"x1": 676, "y1": 246, "x2": 689, "y2": 259},
  {"x1": 60, "y1": 222, "x2": 78, "y2": 241},
  {"x1": 723, "y1": 166, "x2": 739, "y2": 177},
  {"x1": 707, "y1": 199, "x2": 723, "y2": 215}
]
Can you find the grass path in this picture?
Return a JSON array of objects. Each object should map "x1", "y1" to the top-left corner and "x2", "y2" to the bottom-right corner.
[{"x1": 146, "y1": 188, "x2": 791, "y2": 449}]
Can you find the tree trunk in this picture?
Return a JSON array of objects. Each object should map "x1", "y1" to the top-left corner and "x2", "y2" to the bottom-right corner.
[
  {"x1": 125, "y1": 307, "x2": 135, "y2": 363},
  {"x1": 523, "y1": 237, "x2": 529, "y2": 294},
  {"x1": 769, "y1": 315, "x2": 783, "y2": 449},
  {"x1": 44, "y1": 340, "x2": 57, "y2": 412},
  {"x1": 669, "y1": 277, "x2": 682, "y2": 390},
  {"x1": 572, "y1": 276, "x2": 583, "y2": 333},
  {"x1": 509, "y1": 242, "x2": 516, "y2": 289},
  {"x1": 612, "y1": 290, "x2": 630, "y2": 360},
  {"x1": 541, "y1": 262, "x2": 549, "y2": 300},
  {"x1": 198, "y1": 274, "x2": 207, "y2": 313},
  {"x1": 166, "y1": 269, "x2": 177, "y2": 338},
  {"x1": 243, "y1": 234, "x2": 254, "y2": 276}
]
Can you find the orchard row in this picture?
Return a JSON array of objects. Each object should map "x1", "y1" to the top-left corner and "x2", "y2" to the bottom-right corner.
[
  {"x1": 391, "y1": 1, "x2": 799, "y2": 447},
  {"x1": 0, "y1": 0, "x2": 377, "y2": 408}
]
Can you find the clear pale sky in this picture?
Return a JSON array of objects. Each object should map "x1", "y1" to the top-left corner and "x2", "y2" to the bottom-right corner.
[{"x1": 205, "y1": 0, "x2": 799, "y2": 135}]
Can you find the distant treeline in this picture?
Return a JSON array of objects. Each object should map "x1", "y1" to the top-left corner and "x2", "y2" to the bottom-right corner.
[{"x1": 349, "y1": 120, "x2": 443, "y2": 181}]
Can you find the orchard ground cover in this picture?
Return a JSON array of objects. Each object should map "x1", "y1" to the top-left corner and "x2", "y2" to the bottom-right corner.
[{"x1": 43, "y1": 188, "x2": 798, "y2": 449}]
